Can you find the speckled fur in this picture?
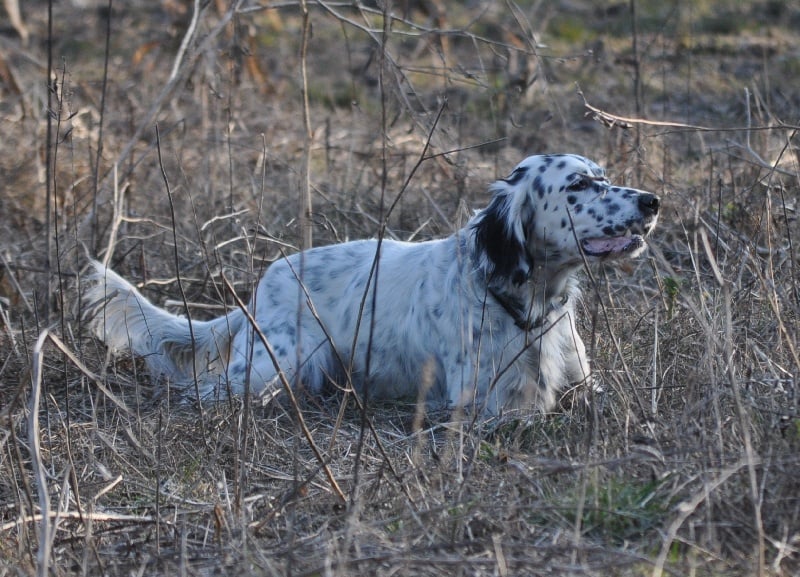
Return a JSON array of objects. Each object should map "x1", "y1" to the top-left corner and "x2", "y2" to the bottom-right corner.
[{"x1": 84, "y1": 154, "x2": 659, "y2": 414}]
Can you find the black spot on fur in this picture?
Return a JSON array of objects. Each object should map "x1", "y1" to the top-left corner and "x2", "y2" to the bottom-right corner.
[
  {"x1": 273, "y1": 321, "x2": 296, "y2": 339},
  {"x1": 556, "y1": 159, "x2": 567, "y2": 169},
  {"x1": 504, "y1": 166, "x2": 529, "y2": 186},
  {"x1": 602, "y1": 225, "x2": 615, "y2": 236},
  {"x1": 533, "y1": 175, "x2": 544, "y2": 198},
  {"x1": 306, "y1": 277, "x2": 325, "y2": 293},
  {"x1": 567, "y1": 194, "x2": 577, "y2": 205},
  {"x1": 574, "y1": 204, "x2": 583, "y2": 213},
  {"x1": 348, "y1": 276, "x2": 366, "y2": 292}
]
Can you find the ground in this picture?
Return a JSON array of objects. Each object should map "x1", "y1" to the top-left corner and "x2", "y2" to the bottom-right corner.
[{"x1": 1, "y1": 1, "x2": 799, "y2": 575}]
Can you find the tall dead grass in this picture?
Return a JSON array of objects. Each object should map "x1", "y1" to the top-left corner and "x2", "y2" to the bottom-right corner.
[{"x1": 1, "y1": 1, "x2": 799, "y2": 576}]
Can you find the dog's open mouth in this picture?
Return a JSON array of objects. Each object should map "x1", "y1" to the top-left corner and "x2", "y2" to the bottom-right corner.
[{"x1": 581, "y1": 232, "x2": 645, "y2": 258}]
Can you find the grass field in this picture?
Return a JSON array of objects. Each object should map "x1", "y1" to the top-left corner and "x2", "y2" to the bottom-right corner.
[{"x1": 1, "y1": 1, "x2": 799, "y2": 575}]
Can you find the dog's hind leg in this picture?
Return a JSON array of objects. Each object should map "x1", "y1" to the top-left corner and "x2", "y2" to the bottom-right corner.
[{"x1": 225, "y1": 321, "x2": 335, "y2": 402}]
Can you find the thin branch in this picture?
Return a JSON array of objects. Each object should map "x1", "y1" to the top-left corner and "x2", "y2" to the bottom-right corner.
[
  {"x1": 170, "y1": 0, "x2": 203, "y2": 84},
  {"x1": 220, "y1": 275, "x2": 346, "y2": 505},
  {"x1": 299, "y1": 0, "x2": 314, "y2": 251},
  {"x1": 29, "y1": 330, "x2": 53, "y2": 577},
  {"x1": 580, "y1": 89, "x2": 800, "y2": 133},
  {"x1": 91, "y1": 0, "x2": 114, "y2": 251},
  {"x1": 652, "y1": 458, "x2": 756, "y2": 577},
  {"x1": 1, "y1": 509, "x2": 154, "y2": 533},
  {"x1": 155, "y1": 125, "x2": 206, "y2": 429}
]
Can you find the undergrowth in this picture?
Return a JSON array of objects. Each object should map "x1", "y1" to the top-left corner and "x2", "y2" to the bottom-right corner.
[{"x1": 1, "y1": 1, "x2": 799, "y2": 576}]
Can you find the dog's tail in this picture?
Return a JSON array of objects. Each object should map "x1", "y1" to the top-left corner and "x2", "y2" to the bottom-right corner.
[{"x1": 84, "y1": 260, "x2": 246, "y2": 393}]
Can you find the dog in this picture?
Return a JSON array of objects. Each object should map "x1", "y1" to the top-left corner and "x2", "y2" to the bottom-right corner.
[{"x1": 85, "y1": 154, "x2": 659, "y2": 414}]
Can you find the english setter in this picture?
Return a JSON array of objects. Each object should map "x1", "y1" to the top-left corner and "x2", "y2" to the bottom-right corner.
[{"x1": 85, "y1": 154, "x2": 659, "y2": 414}]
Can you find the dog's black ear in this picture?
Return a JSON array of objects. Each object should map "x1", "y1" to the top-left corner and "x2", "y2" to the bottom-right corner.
[{"x1": 472, "y1": 187, "x2": 533, "y2": 284}]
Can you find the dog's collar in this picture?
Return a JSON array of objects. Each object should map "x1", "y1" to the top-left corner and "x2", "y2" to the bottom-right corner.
[{"x1": 488, "y1": 288, "x2": 569, "y2": 332}]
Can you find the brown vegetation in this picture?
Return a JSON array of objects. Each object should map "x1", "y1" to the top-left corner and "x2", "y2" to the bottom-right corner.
[{"x1": 1, "y1": 1, "x2": 799, "y2": 575}]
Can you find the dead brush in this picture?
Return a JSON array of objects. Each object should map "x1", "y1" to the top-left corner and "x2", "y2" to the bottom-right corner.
[{"x1": 2, "y1": 2, "x2": 800, "y2": 577}]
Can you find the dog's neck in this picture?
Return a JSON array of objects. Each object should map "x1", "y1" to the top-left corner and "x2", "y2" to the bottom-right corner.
[
  {"x1": 461, "y1": 228, "x2": 578, "y2": 330},
  {"x1": 485, "y1": 265, "x2": 578, "y2": 332},
  {"x1": 488, "y1": 285, "x2": 569, "y2": 331}
]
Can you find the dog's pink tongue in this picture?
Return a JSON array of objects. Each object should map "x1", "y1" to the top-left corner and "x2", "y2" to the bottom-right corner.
[{"x1": 583, "y1": 237, "x2": 630, "y2": 255}]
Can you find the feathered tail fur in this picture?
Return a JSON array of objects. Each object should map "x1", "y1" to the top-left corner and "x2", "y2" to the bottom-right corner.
[{"x1": 84, "y1": 261, "x2": 245, "y2": 393}]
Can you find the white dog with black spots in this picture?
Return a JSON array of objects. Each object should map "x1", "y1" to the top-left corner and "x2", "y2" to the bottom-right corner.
[{"x1": 85, "y1": 154, "x2": 659, "y2": 414}]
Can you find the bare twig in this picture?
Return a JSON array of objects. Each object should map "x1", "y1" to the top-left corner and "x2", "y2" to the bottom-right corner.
[
  {"x1": 155, "y1": 125, "x2": 205, "y2": 427},
  {"x1": 220, "y1": 274, "x2": 346, "y2": 504},
  {"x1": 299, "y1": 0, "x2": 314, "y2": 251},
  {"x1": 91, "y1": 0, "x2": 114, "y2": 251},
  {"x1": 700, "y1": 228, "x2": 765, "y2": 576},
  {"x1": 29, "y1": 330, "x2": 52, "y2": 577},
  {"x1": 581, "y1": 89, "x2": 800, "y2": 133},
  {"x1": 0, "y1": 509, "x2": 154, "y2": 533},
  {"x1": 652, "y1": 458, "x2": 757, "y2": 577},
  {"x1": 170, "y1": 0, "x2": 203, "y2": 85},
  {"x1": 100, "y1": 164, "x2": 128, "y2": 267}
]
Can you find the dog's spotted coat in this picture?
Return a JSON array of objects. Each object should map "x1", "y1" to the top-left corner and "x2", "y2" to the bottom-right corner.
[{"x1": 86, "y1": 154, "x2": 659, "y2": 414}]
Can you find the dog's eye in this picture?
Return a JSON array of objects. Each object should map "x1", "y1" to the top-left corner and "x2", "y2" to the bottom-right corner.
[{"x1": 567, "y1": 177, "x2": 590, "y2": 192}]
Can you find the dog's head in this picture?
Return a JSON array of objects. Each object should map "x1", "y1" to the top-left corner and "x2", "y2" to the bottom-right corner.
[{"x1": 471, "y1": 154, "x2": 659, "y2": 282}]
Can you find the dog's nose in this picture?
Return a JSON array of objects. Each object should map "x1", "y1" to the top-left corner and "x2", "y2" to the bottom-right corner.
[{"x1": 639, "y1": 193, "x2": 660, "y2": 216}]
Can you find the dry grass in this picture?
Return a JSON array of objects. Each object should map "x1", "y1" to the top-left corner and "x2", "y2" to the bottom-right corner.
[{"x1": 1, "y1": 1, "x2": 799, "y2": 575}]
